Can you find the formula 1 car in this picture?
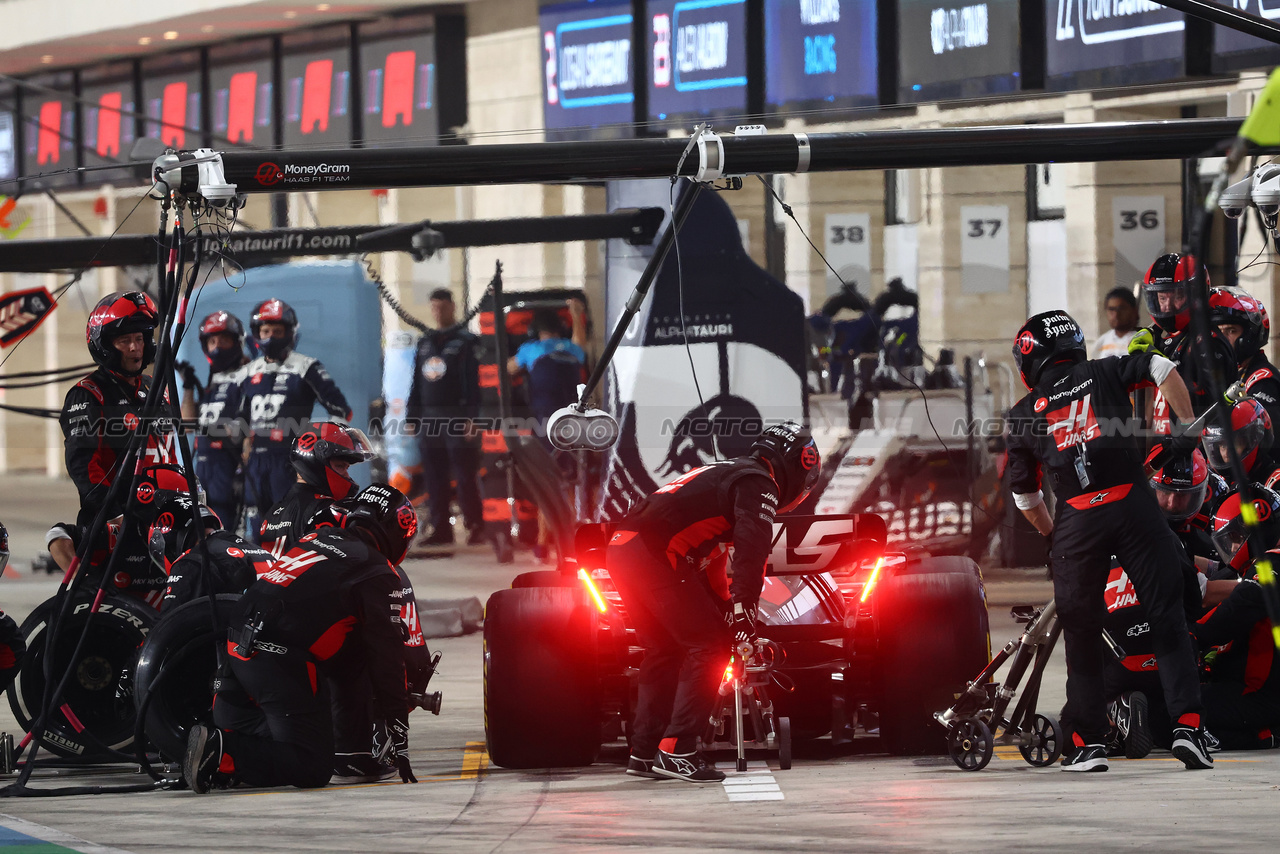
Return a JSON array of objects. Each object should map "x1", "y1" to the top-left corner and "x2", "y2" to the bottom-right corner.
[{"x1": 483, "y1": 513, "x2": 991, "y2": 769}]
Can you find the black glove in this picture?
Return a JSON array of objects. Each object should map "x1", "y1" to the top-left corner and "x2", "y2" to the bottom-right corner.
[
  {"x1": 175, "y1": 361, "x2": 200, "y2": 390},
  {"x1": 1152, "y1": 423, "x2": 1201, "y2": 470},
  {"x1": 374, "y1": 716, "x2": 417, "y2": 783},
  {"x1": 727, "y1": 601, "x2": 758, "y2": 651}
]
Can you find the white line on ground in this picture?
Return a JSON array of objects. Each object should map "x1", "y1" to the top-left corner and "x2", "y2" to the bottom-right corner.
[
  {"x1": 716, "y1": 760, "x2": 784, "y2": 803},
  {"x1": 0, "y1": 813, "x2": 134, "y2": 854}
]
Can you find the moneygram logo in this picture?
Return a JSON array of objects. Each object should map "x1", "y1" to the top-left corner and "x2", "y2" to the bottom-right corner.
[{"x1": 284, "y1": 163, "x2": 351, "y2": 177}]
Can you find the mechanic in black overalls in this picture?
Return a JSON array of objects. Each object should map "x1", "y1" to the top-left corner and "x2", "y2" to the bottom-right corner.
[
  {"x1": 178, "y1": 311, "x2": 249, "y2": 533},
  {"x1": 1210, "y1": 287, "x2": 1280, "y2": 427},
  {"x1": 406, "y1": 289, "x2": 483, "y2": 547},
  {"x1": 184, "y1": 485, "x2": 419, "y2": 793},
  {"x1": 1131, "y1": 254, "x2": 1235, "y2": 433},
  {"x1": 1006, "y1": 310, "x2": 1212, "y2": 771},
  {"x1": 607, "y1": 422, "x2": 819, "y2": 782},
  {"x1": 150, "y1": 493, "x2": 275, "y2": 611}
]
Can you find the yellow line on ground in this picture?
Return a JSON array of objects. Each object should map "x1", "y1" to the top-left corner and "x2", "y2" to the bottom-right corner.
[{"x1": 460, "y1": 741, "x2": 490, "y2": 780}]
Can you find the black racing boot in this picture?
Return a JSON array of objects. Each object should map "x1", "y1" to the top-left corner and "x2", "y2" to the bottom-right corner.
[
  {"x1": 183, "y1": 724, "x2": 228, "y2": 793},
  {"x1": 625, "y1": 755, "x2": 666, "y2": 779},
  {"x1": 332, "y1": 752, "x2": 397, "y2": 784},
  {"x1": 1171, "y1": 727, "x2": 1215, "y2": 770},
  {"x1": 1109, "y1": 691, "x2": 1152, "y2": 759},
  {"x1": 652, "y1": 739, "x2": 725, "y2": 783},
  {"x1": 1061, "y1": 743, "x2": 1109, "y2": 772}
]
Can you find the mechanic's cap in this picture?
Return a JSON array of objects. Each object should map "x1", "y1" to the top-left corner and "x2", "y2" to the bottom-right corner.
[
  {"x1": 750, "y1": 421, "x2": 820, "y2": 514},
  {"x1": 340, "y1": 483, "x2": 417, "y2": 566},
  {"x1": 1202, "y1": 397, "x2": 1273, "y2": 474},
  {"x1": 1211, "y1": 484, "x2": 1280, "y2": 572},
  {"x1": 1145, "y1": 446, "x2": 1208, "y2": 522},
  {"x1": 1011, "y1": 311, "x2": 1086, "y2": 390}
]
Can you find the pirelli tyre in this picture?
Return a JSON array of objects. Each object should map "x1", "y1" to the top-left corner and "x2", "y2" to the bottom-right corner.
[
  {"x1": 484, "y1": 587, "x2": 602, "y2": 768},
  {"x1": 10, "y1": 593, "x2": 156, "y2": 759},
  {"x1": 510, "y1": 571, "x2": 576, "y2": 588},
  {"x1": 877, "y1": 556, "x2": 990, "y2": 756},
  {"x1": 134, "y1": 595, "x2": 242, "y2": 762}
]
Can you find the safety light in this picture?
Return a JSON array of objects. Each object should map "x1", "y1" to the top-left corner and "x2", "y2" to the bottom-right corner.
[
  {"x1": 859, "y1": 557, "x2": 886, "y2": 603},
  {"x1": 578, "y1": 568, "x2": 608, "y2": 613}
]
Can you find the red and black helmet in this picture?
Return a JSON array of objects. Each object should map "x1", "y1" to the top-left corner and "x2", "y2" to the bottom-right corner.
[
  {"x1": 146, "y1": 494, "x2": 223, "y2": 572},
  {"x1": 1208, "y1": 287, "x2": 1269, "y2": 365},
  {"x1": 1145, "y1": 446, "x2": 1209, "y2": 522},
  {"x1": 1202, "y1": 397, "x2": 1273, "y2": 474},
  {"x1": 291, "y1": 422, "x2": 375, "y2": 500},
  {"x1": 1211, "y1": 484, "x2": 1280, "y2": 572},
  {"x1": 134, "y1": 464, "x2": 198, "y2": 527},
  {"x1": 199, "y1": 310, "x2": 246, "y2": 372},
  {"x1": 340, "y1": 483, "x2": 417, "y2": 565},
  {"x1": 86, "y1": 291, "x2": 158, "y2": 377},
  {"x1": 1144, "y1": 253, "x2": 1206, "y2": 334},
  {"x1": 250, "y1": 298, "x2": 298, "y2": 356},
  {"x1": 750, "y1": 421, "x2": 820, "y2": 514},
  {"x1": 1011, "y1": 311, "x2": 1087, "y2": 390}
]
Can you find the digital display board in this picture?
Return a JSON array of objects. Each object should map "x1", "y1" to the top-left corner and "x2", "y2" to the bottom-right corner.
[
  {"x1": 142, "y1": 52, "x2": 203, "y2": 149},
  {"x1": 1044, "y1": 0, "x2": 1183, "y2": 88},
  {"x1": 210, "y1": 41, "x2": 274, "y2": 147},
  {"x1": 81, "y1": 62, "x2": 138, "y2": 184},
  {"x1": 764, "y1": 0, "x2": 878, "y2": 115},
  {"x1": 282, "y1": 27, "x2": 353, "y2": 149},
  {"x1": 1212, "y1": 0, "x2": 1280, "y2": 71},
  {"x1": 541, "y1": 0, "x2": 635, "y2": 140},
  {"x1": 646, "y1": 0, "x2": 748, "y2": 123},
  {"x1": 359, "y1": 21, "x2": 439, "y2": 147},
  {"x1": 898, "y1": 0, "x2": 1020, "y2": 101},
  {"x1": 21, "y1": 72, "x2": 77, "y2": 188},
  {"x1": 0, "y1": 82, "x2": 18, "y2": 187}
]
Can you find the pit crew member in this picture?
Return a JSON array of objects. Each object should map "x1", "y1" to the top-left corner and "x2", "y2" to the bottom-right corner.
[
  {"x1": 179, "y1": 311, "x2": 250, "y2": 531},
  {"x1": 1007, "y1": 310, "x2": 1212, "y2": 771},
  {"x1": 1132, "y1": 254, "x2": 1236, "y2": 431},
  {"x1": 184, "y1": 484, "x2": 418, "y2": 792},
  {"x1": 1210, "y1": 287, "x2": 1280, "y2": 426},
  {"x1": 1201, "y1": 398, "x2": 1280, "y2": 489},
  {"x1": 605, "y1": 421, "x2": 819, "y2": 783},
  {"x1": 149, "y1": 493, "x2": 275, "y2": 611},
  {"x1": 239, "y1": 299, "x2": 351, "y2": 541},
  {"x1": 61, "y1": 291, "x2": 177, "y2": 527}
]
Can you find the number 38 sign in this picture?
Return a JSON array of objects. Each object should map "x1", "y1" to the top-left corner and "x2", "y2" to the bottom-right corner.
[{"x1": 1112, "y1": 196, "x2": 1165, "y2": 291}]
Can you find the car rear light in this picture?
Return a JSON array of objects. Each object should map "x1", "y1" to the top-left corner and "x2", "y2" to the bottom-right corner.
[
  {"x1": 578, "y1": 568, "x2": 609, "y2": 613},
  {"x1": 859, "y1": 557, "x2": 886, "y2": 603}
]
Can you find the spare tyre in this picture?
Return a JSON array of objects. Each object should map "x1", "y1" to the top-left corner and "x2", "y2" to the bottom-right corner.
[
  {"x1": 10, "y1": 593, "x2": 156, "y2": 759},
  {"x1": 876, "y1": 556, "x2": 990, "y2": 756},
  {"x1": 484, "y1": 586, "x2": 601, "y2": 768},
  {"x1": 134, "y1": 595, "x2": 242, "y2": 762}
]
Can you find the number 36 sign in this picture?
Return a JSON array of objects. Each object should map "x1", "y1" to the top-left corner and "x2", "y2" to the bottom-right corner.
[{"x1": 1112, "y1": 196, "x2": 1165, "y2": 291}]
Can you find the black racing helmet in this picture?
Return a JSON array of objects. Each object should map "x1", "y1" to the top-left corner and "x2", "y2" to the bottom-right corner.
[
  {"x1": 1012, "y1": 311, "x2": 1087, "y2": 390},
  {"x1": 291, "y1": 422, "x2": 375, "y2": 501},
  {"x1": 750, "y1": 421, "x2": 821, "y2": 514},
  {"x1": 340, "y1": 484, "x2": 418, "y2": 565},
  {"x1": 147, "y1": 494, "x2": 223, "y2": 572},
  {"x1": 87, "y1": 291, "x2": 158, "y2": 378},
  {"x1": 1144, "y1": 253, "x2": 1205, "y2": 334}
]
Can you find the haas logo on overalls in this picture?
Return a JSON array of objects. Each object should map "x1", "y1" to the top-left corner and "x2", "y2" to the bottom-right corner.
[
  {"x1": 1047, "y1": 394, "x2": 1099, "y2": 451},
  {"x1": 1105, "y1": 567, "x2": 1138, "y2": 612}
]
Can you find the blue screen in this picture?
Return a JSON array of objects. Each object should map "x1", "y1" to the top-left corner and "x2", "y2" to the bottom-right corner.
[
  {"x1": 647, "y1": 0, "x2": 749, "y2": 123},
  {"x1": 764, "y1": 0, "x2": 878, "y2": 113},
  {"x1": 542, "y1": 0, "x2": 636, "y2": 135}
]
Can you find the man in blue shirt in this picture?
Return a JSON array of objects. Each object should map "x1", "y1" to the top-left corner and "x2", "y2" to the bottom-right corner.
[{"x1": 507, "y1": 299, "x2": 588, "y2": 424}]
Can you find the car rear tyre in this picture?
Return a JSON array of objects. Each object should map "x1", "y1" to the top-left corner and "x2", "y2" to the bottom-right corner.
[
  {"x1": 877, "y1": 557, "x2": 990, "y2": 756},
  {"x1": 510, "y1": 571, "x2": 575, "y2": 589},
  {"x1": 134, "y1": 595, "x2": 242, "y2": 762},
  {"x1": 10, "y1": 593, "x2": 156, "y2": 759},
  {"x1": 484, "y1": 587, "x2": 602, "y2": 768}
]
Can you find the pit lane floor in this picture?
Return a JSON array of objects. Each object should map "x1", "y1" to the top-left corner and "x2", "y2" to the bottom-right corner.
[{"x1": 0, "y1": 475, "x2": 1273, "y2": 853}]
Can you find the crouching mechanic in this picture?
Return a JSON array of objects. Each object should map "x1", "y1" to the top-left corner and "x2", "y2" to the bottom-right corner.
[
  {"x1": 607, "y1": 421, "x2": 819, "y2": 782},
  {"x1": 149, "y1": 494, "x2": 275, "y2": 611},
  {"x1": 183, "y1": 484, "x2": 419, "y2": 792},
  {"x1": 1007, "y1": 310, "x2": 1213, "y2": 771}
]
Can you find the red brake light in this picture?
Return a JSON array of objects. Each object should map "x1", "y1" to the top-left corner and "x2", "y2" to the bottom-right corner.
[
  {"x1": 859, "y1": 557, "x2": 886, "y2": 603},
  {"x1": 578, "y1": 568, "x2": 608, "y2": 613}
]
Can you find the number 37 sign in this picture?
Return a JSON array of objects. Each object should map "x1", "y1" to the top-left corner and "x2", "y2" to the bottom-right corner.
[{"x1": 961, "y1": 205, "x2": 1010, "y2": 294}]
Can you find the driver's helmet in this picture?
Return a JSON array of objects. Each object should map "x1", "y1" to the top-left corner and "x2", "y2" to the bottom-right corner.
[
  {"x1": 1145, "y1": 446, "x2": 1209, "y2": 522},
  {"x1": 1202, "y1": 397, "x2": 1273, "y2": 474},
  {"x1": 1211, "y1": 484, "x2": 1280, "y2": 572}
]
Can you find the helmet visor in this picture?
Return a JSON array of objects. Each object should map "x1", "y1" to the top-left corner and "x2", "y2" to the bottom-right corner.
[
  {"x1": 1212, "y1": 521, "x2": 1251, "y2": 569},
  {"x1": 1203, "y1": 422, "x2": 1265, "y2": 471},
  {"x1": 1151, "y1": 478, "x2": 1207, "y2": 522},
  {"x1": 1144, "y1": 283, "x2": 1189, "y2": 321}
]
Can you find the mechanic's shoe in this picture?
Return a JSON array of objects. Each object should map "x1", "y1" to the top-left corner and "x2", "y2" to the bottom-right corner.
[
  {"x1": 625, "y1": 755, "x2": 666, "y2": 779},
  {"x1": 183, "y1": 724, "x2": 225, "y2": 794},
  {"x1": 332, "y1": 752, "x2": 397, "y2": 784},
  {"x1": 1060, "y1": 743, "x2": 1109, "y2": 772},
  {"x1": 1110, "y1": 691, "x2": 1152, "y2": 759},
  {"x1": 1172, "y1": 727, "x2": 1215, "y2": 770},
  {"x1": 1204, "y1": 728, "x2": 1223, "y2": 753},
  {"x1": 652, "y1": 749, "x2": 726, "y2": 783}
]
